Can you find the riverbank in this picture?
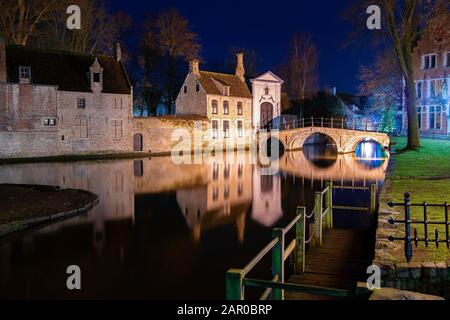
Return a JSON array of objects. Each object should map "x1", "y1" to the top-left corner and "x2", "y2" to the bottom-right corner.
[
  {"x1": 0, "y1": 184, "x2": 98, "y2": 236},
  {"x1": 390, "y1": 137, "x2": 450, "y2": 261},
  {"x1": 373, "y1": 137, "x2": 450, "y2": 297}
]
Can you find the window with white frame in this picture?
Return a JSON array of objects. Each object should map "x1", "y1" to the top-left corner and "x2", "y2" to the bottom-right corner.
[
  {"x1": 223, "y1": 101, "x2": 229, "y2": 115},
  {"x1": 430, "y1": 79, "x2": 444, "y2": 97},
  {"x1": 417, "y1": 82, "x2": 423, "y2": 99},
  {"x1": 429, "y1": 106, "x2": 435, "y2": 129},
  {"x1": 77, "y1": 98, "x2": 86, "y2": 109},
  {"x1": 428, "y1": 106, "x2": 444, "y2": 130},
  {"x1": 19, "y1": 66, "x2": 31, "y2": 83},
  {"x1": 211, "y1": 100, "x2": 218, "y2": 114},
  {"x1": 237, "y1": 101, "x2": 243, "y2": 115},
  {"x1": 417, "y1": 107, "x2": 422, "y2": 129},
  {"x1": 422, "y1": 54, "x2": 437, "y2": 69}
]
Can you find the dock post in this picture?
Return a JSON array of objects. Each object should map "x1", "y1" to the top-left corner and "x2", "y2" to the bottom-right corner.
[
  {"x1": 272, "y1": 228, "x2": 285, "y2": 300},
  {"x1": 325, "y1": 182, "x2": 333, "y2": 230},
  {"x1": 226, "y1": 269, "x2": 244, "y2": 300},
  {"x1": 295, "y1": 207, "x2": 305, "y2": 274},
  {"x1": 370, "y1": 184, "x2": 377, "y2": 213},
  {"x1": 315, "y1": 192, "x2": 323, "y2": 246}
]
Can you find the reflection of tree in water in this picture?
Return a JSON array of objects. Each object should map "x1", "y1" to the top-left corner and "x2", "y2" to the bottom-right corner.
[{"x1": 303, "y1": 133, "x2": 338, "y2": 169}]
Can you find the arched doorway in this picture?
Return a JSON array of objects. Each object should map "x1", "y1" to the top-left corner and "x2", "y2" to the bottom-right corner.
[
  {"x1": 260, "y1": 102, "x2": 273, "y2": 128},
  {"x1": 133, "y1": 133, "x2": 143, "y2": 152}
]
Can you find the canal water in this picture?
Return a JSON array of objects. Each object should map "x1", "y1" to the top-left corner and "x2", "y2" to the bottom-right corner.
[{"x1": 0, "y1": 142, "x2": 388, "y2": 299}]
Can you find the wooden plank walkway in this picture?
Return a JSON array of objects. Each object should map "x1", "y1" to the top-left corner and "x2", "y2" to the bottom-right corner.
[{"x1": 286, "y1": 228, "x2": 373, "y2": 300}]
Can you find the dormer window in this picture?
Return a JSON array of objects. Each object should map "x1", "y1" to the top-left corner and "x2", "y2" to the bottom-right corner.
[
  {"x1": 422, "y1": 54, "x2": 437, "y2": 69},
  {"x1": 223, "y1": 86, "x2": 230, "y2": 96},
  {"x1": 93, "y1": 73, "x2": 100, "y2": 83},
  {"x1": 19, "y1": 66, "x2": 31, "y2": 84}
]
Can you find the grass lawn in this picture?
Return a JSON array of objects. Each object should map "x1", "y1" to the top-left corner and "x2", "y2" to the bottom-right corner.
[{"x1": 390, "y1": 137, "x2": 450, "y2": 261}]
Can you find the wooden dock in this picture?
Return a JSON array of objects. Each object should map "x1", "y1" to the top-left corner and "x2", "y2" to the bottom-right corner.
[{"x1": 286, "y1": 228, "x2": 373, "y2": 300}]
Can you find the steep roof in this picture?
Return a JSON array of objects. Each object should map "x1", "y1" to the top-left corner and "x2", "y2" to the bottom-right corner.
[
  {"x1": 5, "y1": 45, "x2": 132, "y2": 94},
  {"x1": 198, "y1": 71, "x2": 252, "y2": 98}
]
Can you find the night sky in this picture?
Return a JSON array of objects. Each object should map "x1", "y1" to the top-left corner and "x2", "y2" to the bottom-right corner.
[{"x1": 110, "y1": 0, "x2": 376, "y2": 94}]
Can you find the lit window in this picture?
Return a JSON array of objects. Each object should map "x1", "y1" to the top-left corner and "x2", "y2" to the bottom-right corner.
[
  {"x1": 77, "y1": 98, "x2": 86, "y2": 109},
  {"x1": 223, "y1": 101, "x2": 229, "y2": 115},
  {"x1": 211, "y1": 100, "x2": 218, "y2": 114},
  {"x1": 237, "y1": 102, "x2": 243, "y2": 115}
]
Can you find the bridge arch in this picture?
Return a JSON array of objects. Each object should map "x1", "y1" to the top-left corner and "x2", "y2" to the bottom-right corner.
[
  {"x1": 288, "y1": 129, "x2": 338, "y2": 151},
  {"x1": 342, "y1": 136, "x2": 387, "y2": 154}
]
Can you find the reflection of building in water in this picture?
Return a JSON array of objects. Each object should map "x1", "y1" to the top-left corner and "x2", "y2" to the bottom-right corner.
[
  {"x1": 251, "y1": 167, "x2": 283, "y2": 227},
  {"x1": 176, "y1": 162, "x2": 253, "y2": 242},
  {"x1": 0, "y1": 161, "x2": 135, "y2": 251}
]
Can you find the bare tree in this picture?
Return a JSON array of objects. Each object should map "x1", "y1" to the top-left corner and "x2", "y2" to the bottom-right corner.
[
  {"x1": 36, "y1": 0, "x2": 131, "y2": 55},
  {"x1": 345, "y1": 0, "x2": 447, "y2": 149},
  {"x1": 0, "y1": 0, "x2": 57, "y2": 45},
  {"x1": 142, "y1": 9, "x2": 201, "y2": 114},
  {"x1": 282, "y1": 34, "x2": 319, "y2": 118}
]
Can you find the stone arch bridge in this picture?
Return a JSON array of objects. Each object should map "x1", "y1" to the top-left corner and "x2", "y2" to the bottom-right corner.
[{"x1": 260, "y1": 126, "x2": 390, "y2": 154}]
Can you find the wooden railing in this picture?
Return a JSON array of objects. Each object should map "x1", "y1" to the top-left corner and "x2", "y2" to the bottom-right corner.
[{"x1": 225, "y1": 182, "x2": 377, "y2": 300}]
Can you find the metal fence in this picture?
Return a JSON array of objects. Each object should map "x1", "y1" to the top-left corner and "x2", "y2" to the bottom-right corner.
[{"x1": 388, "y1": 192, "x2": 450, "y2": 262}]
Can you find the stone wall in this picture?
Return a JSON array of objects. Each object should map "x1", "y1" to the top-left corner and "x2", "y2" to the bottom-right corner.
[{"x1": 0, "y1": 81, "x2": 133, "y2": 159}]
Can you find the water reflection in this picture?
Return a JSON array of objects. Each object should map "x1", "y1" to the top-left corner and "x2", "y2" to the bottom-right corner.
[
  {"x1": 354, "y1": 141, "x2": 387, "y2": 169},
  {"x1": 0, "y1": 146, "x2": 388, "y2": 299}
]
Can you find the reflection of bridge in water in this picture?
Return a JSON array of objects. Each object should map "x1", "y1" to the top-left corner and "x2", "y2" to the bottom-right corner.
[{"x1": 277, "y1": 151, "x2": 388, "y2": 183}]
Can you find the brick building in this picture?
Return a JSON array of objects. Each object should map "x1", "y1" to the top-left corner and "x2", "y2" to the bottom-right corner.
[
  {"x1": 404, "y1": 10, "x2": 450, "y2": 137},
  {"x1": 176, "y1": 53, "x2": 284, "y2": 140},
  {"x1": 0, "y1": 39, "x2": 133, "y2": 158}
]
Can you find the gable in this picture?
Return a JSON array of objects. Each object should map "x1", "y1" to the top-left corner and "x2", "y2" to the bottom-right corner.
[{"x1": 252, "y1": 71, "x2": 284, "y2": 83}]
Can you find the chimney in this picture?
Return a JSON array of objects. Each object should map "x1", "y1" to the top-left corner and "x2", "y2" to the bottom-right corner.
[
  {"x1": 235, "y1": 53, "x2": 245, "y2": 81},
  {"x1": 189, "y1": 59, "x2": 200, "y2": 76},
  {"x1": 115, "y1": 42, "x2": 122, "y2": 62},
  {"x1": 0, "y1": 37, "x2": 6, "y2": 82}
]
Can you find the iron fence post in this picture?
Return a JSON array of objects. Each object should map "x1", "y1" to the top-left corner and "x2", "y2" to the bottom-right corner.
[
  {"x1": 325, "y1": 182, "x2": 333, "y2": 229},
  {"x1": 295, "y1": 206, "x2": 305, "y2": 274},
  {"x1": 272, "y1": 228, "x2": 284, "y2": 300},
  {"x1": 226, "y1": 269, "x2": 244, "y2": 300},
  {"x1": 315, "y1": 192, "x2": 323, "y2": 246},
  {"x1": 370, "y1": 184, "x2": 377, "y2": 213},
  {"x1": 404, "y1": 193, "x2": 413, "y2": 262}
]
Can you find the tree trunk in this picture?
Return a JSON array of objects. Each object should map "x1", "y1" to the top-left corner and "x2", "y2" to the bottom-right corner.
[{"x1": 404, "y1": 77, "x2": 420, "y2": 149}]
